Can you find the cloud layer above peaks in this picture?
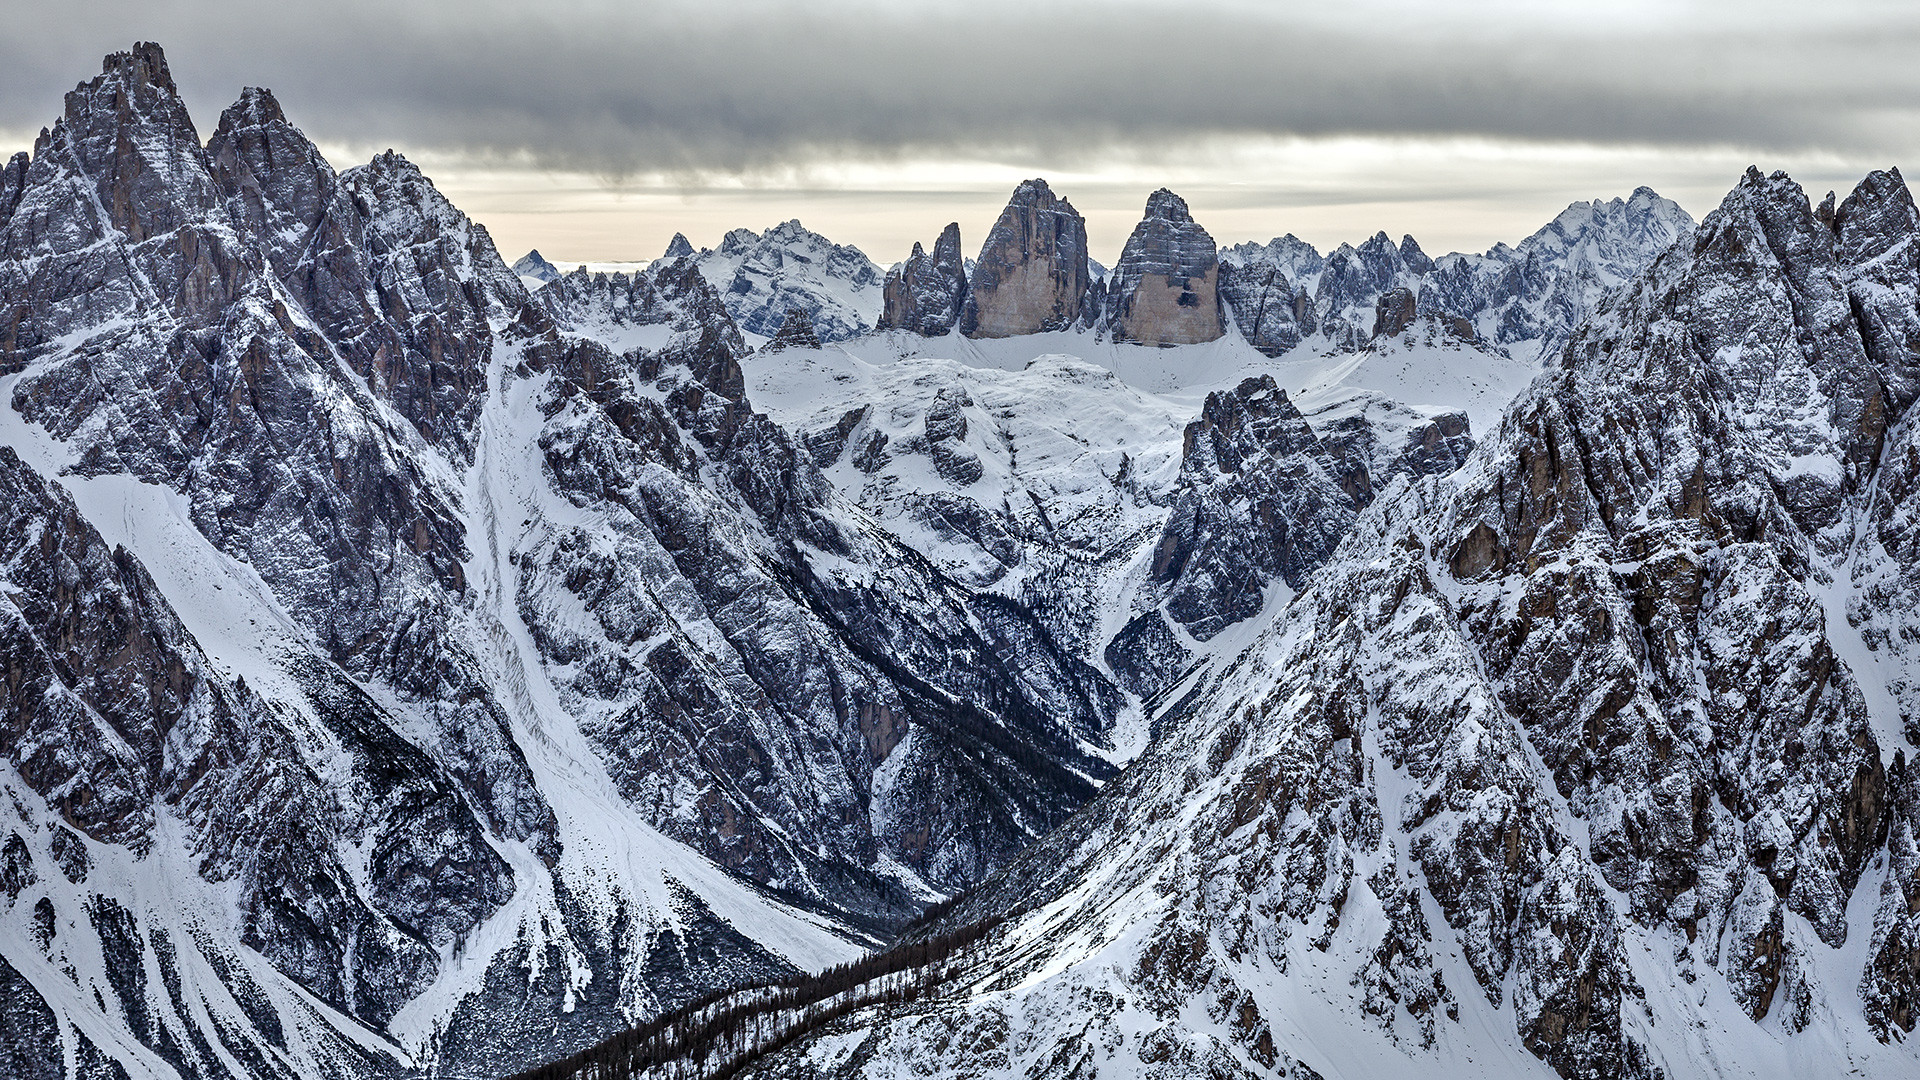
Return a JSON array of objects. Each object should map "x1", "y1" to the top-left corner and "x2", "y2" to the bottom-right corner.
[{"x1": 2, "y1": 0, "x2": 1917, "y2": 178}]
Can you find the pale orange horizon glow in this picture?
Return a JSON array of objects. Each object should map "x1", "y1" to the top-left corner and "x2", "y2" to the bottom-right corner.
[{"x1": 397, "y1": 136, "x2": 1886, "y2": 268}]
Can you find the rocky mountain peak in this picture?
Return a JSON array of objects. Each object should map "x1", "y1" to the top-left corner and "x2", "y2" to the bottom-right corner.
[
  {"x1": 0, "y1": 151, "x2": 27, "y2": 230},
  {"x1": 764, "y1": 218, "x2": 821, "y2": 246},
  {"x1": 207, "y1": 85, "x2": 335, "y2": 278},
  {"x1": 219, "y1": 84, "x2": 287, "y2": 129},
  {"x1": 1398, "y1": 233, "x2": 1434, "y2": 274},
  {"x1": 932, "y1": 220, "x2": 962, "y2": 261},
  {"x1": 762, "y1": 306, "x2": 822, "y2": 351},
  {"x1": 654, "y1": 219, "x2": 882, "y2": 341},
  {"x1": 1222, "y1": 186, "x2": 1695, "y2": 358},
  {"x1": 100, "y1": 40, "x2": 177, "y2": 97},
  {"x1": 960, "y1": 178, "x2": 1093, "y2": 337},
  {"x1": 1149, "y1": 375, "x2": 1356, "y2": 640},
  {"x1": 719, "y1": 226, "x2": 760, "y2": 256},
  {"x1": 1142, "y1": 187, "x2": 1193, "y2": 223},
  {"x1": 1223, "y1": 232, "x2": 1325, "y2": 281},
  {"x1": 512, "y1": 248, "x2": 561, "y2": 282},
  {"x1": 1217, "y1": 258, "x2": 1316, "y2": 355},
  {"x1": 879, "y1": 221, "x2": 967, "y2": 336},
  {"x1": 1108, "y1": 187, "x2": 1223, "y2": 346},
  {"x1": 648, "y1": 255, "x2": 750, "y2": 396},
  {"x1": 48, "y1": 40, "x2": 219, "y2": 244},
  {"x1": 1834, "y1": 166, "x2": 1918, "y2": 263}
]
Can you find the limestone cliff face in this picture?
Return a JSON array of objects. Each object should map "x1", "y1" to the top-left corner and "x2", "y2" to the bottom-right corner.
[
  {"x1": 960, "y1": 179, "x2": 1091, "y2": 338},
  {"x1": 879, "y1": 222, "x2": 967, "y2": 336},
  {"x1": 1108, "y1": 189, "x2": 1223, "y2": 346}
]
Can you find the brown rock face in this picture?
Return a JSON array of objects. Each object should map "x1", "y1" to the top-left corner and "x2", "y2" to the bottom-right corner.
[
  {"x1": 1109, "y1": 188, "x2": 1224, "y2": 346},
  {"x1": 1373, "y1": 286, "x2": 1417, "y2": 338},
  {"x1": 961, "y1": 179, "x2": 1091, "y2": 337}
]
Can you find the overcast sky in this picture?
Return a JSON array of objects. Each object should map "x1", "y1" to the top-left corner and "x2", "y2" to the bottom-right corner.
[{"x1": 3, "y1": 0, "x2": 1917, "y2": 264}]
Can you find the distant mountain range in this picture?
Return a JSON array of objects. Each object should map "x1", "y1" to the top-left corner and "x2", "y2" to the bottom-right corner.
[{"x1": 519, "y1": 179, "x2": 1690, "y2": 369}]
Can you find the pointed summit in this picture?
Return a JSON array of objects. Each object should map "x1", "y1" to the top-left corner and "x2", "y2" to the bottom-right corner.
[
  {"x1": 1143, "y1": 188, "x2": 1193, "y2": 223},
  {"x1": 221, "y1": 84, "x2": 287, "y2": 128},
  {"x1": 208, "y1": 86, "x2": 336, "y2": 278},
  {"x1": 512, "y1": 249, "x2": 561, "y2": 283},
  {"x1": 44, "y1": 41, "x2": 220, "y2": 244},
  {"x1": 879, "y1": 221, "x2": 967, "y2": 336},
  {"x1": 961, "y1": 179, "x2": 1092, "y2": 338},
  {"x1": 664, "y1": 231, "x2": 695, "y2": 259},
  {"x1": 1109, "y1": 188, "x2": 1223, "y2": 346},
  {"x1": 1398, "y1": 234, "x2": 1433, "y2": 274}
]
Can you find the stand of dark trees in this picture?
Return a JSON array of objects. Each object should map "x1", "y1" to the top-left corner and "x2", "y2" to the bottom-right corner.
[{"x1": 501, "y1": 915, "x2": 1002, "y2": 1080}]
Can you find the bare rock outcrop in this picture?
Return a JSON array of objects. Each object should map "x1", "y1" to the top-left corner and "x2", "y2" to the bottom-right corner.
[
  {"x1": 1108, "y1": 189, "x2": 1223, "y2": 346},
  {"x1": 960, "y1": 179, "x2": 1092, "y2": 337},
  {"x1": 878, "y1": 221, "x2": 967, "y2": 335},
  {"x1": 762, "y1": 306, "x2": 822, "y2": 351},
  {"x1": 1218, "y1": 257, "x2": 1316, "y2": 356},
  {"x1": 1150, "y1": 375, "x2": 1357, "y2": 640}
]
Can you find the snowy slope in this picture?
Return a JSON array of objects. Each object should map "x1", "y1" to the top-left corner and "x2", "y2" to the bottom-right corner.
[
  {"x1": 741, "y1": 323, "x2": 1530, "y2": 756},
  {"x1": 727, "y1": 167, "x2": 1920, "y2": 1080},
  {"x1": 2, "y1": 45, "x2": 1118, "y2": 1080}
]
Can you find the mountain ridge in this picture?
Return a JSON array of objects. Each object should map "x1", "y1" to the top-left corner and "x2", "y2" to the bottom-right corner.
[
  {"x1": 8, "y1": 39, "x2": 1890, "y2": 1080},
  {"x1": 674, "y1": 165, "x2": 1920, "y2": 1080},
  {"x1": 0, "y1": 44, "x2": 1128, "y2": 1080}
]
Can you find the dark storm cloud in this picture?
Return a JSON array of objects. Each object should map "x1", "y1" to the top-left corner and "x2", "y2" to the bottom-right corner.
[{"x1": 3, "y1": 1, "x2": 1916, "y2": 173}]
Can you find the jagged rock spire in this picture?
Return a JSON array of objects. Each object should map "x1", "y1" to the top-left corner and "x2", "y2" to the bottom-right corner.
[
  {"x1": 207, "y1": 85, "x2": 336, "y2": 279},
  {"x1": 43, "y1": 41, "x2": 221, "y2": 245},
  {"x1": 0, "y1": 151, "x2": 27, "y2": 230},
  {"x1": 879, "y1": 221, "x2": 967, "y2": 335},
  {"x1": 1150, "y1": 375, "x2": 1354, "y2": 639}
]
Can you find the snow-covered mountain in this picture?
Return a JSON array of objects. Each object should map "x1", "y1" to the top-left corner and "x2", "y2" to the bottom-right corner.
[
  {"x1": 514, "y1": 248, "x2": 562, "y2": 286},
  {"x1": 738, "y1": 325, "x2": 1530, "y2": 712},
  {"x1": 17, "y1": 38, "x2": 1912, "y2": 1080},
  {"x1": 655, "y1": 221, "x2": 884, "y2": 343},
  {"x1": 0, "y1": 45, "x2": 1126, "y2": 1080},
  {"x1": 522, "y1": 223, "x2": 885, "y2": 346},
  {"x1": 1222, "y1": 188, "x2": 1694, "y2": 361},
  {"x1": 621, "y1": 167, "x2": 1920, "y2": 1080}
]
